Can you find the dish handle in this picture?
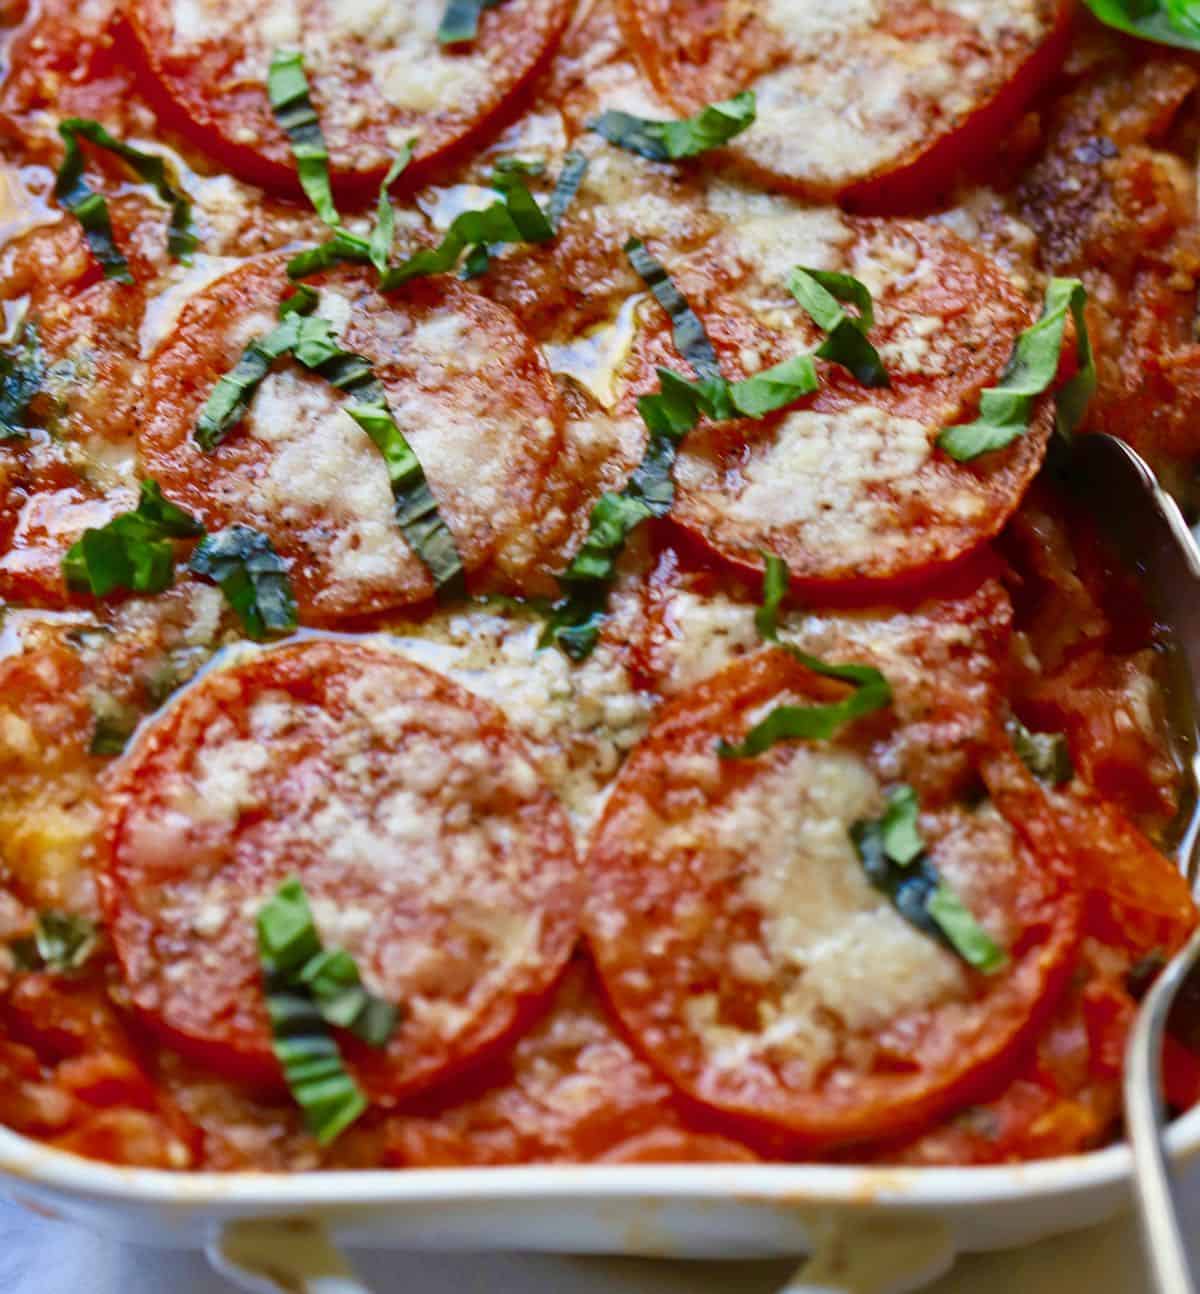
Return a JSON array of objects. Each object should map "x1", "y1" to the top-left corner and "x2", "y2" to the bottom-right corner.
[
  {"x1": 205, "y1": 1211, "x2": 955, "y2": 1294},
  {"x1": 780, "y1": 1213, "x2": 956, "y2": 1294},
  {"x1": 207, "y1": 1218, "x2": 373, "y2": 1294}
]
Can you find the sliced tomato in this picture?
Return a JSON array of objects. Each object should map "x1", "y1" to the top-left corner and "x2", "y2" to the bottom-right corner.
[
  {"x1": 383, "y1": 956, "x2": 757, "y2": 1166},
  {"x1": 101, "y1": 639, "x2": 581, "y2": 1099},
  {"x1": 617, "y1": 0, "x2": 1072, "y2": 208},
  {"x1": 1051, "y1": 785, "x2": 1196, "y2": 959},
  {"x1": 640, "y1": 219, "x2": 1050, "y2": 598},
  {"x1": 127, "y1": 0, "x2": 572, "y2": 195},
  {"x1": 138, "y1": 257, "x2": 566, "y2": 620},
  {"x1": 882, "y1": 964, "x2": 1132, "y2": 1166},
  {"x1": 584, "y1": 647, "x2": 1079, "y2": 1150}
]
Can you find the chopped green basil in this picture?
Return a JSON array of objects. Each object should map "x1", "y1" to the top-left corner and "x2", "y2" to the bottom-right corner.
[
  {"x1": 258, "y1": 878, "x2": 397, "y2": 1142},
  {"x1": 55, "y1": 118, "x2": 197, "y2": 283},
  {"x1": 377, "y1": 181, "x2": 557, "y2": 287},
  {"x1": 438, "y1": 0, "x2": 504, "y2": 44},
  {"x1": 624, "y1": 237, "x2": 720, "y2": 381},
  {"x1": 1082, "y1": 0, "x2": 1200, "y2": 50},
  {"x1": 589, "y1": 91, "x2": 756, "y2": 161},
  {"x1": 938, "y1": 278, "x2": 1094, "y2": 462},
  {"x1": 268, "y1": 50, "x2": 340, "y2": 228},
  {"x1": 63, "y1": 480, "x2": 203, "y2": 598},
  {"x1": 300, "y1": 948, "x2": 399, "y2": 1047},
  {"x1": 194, "y1": 292, "x2": 318, "y2": 450},
  {"x1": 1007, "y1": 715, "x2": 1074, "y2": 786},
  {"x1": 369, "y1": 142, "x2": 417, "y2": 274},
  {"x1": 875, "y1": 782, "x2": 924, "y2": 865},
  {"x1": 10, "y1": 912, "x2": 99, "y2": 973},
  {"x1": 926, "y1": 885, "x2": 1009, "y2": 973},
  {"x1": 852, "y1": 785, "x2": 1007, "y2": 974},
  {"x1": 0, "y1": 321, "x2": 44, "y2": 439},
  {"x1": 789, "y1": 268, "x2": 888, "y2": 388},
  {"x1": 546, "y1": 151, "x2": 589, "y2": 230},
  {"x1": 541, "y1": 352, "x2": 817, "y2": 661},
  {"x1": 540, "y1": 369, "x2": 709, "y2": 659},
  {"x1": 189, "y1": 525, "x2": 298, "y2": 641},
  {"x1": 288, "y1": 143, "x2": 416, "y2": 279},
  {"x1": 716, "y1": 656, "x2": 891, "y2": 757},
  {"x1": 287, "y1": 314, "x2": 464, "y2": 595},
  {"x1": 715, "y1": 552, "x2": 892, "y2": 757},
  {"x1": 755, "y1": 550, "x2": 788, "y2": 641}
]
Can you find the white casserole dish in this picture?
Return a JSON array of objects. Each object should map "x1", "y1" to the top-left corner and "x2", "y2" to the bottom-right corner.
[{"x1": 3, "y1": 1105, "x2": 1200, "y2": 1292}]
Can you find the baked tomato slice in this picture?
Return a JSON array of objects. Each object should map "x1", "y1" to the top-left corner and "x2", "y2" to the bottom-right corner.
[
  {"x1": 138, "y1": 257, "x2": 565, "y2": 620},
  {"x1": 621, "y1": 217, "x2": 1051, "y2": 598},
  {"x1": 100, "y1": 639, "x2": 581, "y2": 1098},
  {"x1": 127, "y1": 0, "x2": 572, "y2": 194},
  {"x1": 616, "y1": 0, "x2": 1072, "y2": 208},
  {"x1": 585, "y1": 647, "x2": 1079, "y2": 1150}
]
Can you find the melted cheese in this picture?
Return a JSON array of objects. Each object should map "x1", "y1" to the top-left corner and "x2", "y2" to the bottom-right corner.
[
  {"x1": 664, "y1": 746, "x2": 967, "y2": 1071},
  {"x1": 678, "y1": 403, "x2": 938, "y2": 566},
  {"x1": 388, "y1": 606, "x2": 653, "y2": 840},
  {"x1": 736, "y1": 0, "x2": 1054, "y2": 192}
]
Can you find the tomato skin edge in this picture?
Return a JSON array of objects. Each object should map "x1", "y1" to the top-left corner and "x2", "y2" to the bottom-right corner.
[
  {"x1": 585, "y1": 650, "x2": 1083, "y2": 1153},
  {"x1": 839, "y1": 0, "x2": 1077, "y2": 214},
  {"x1": 122, "y1": 3, "x2": 574, "y2": 202},
  {"x1": 616, "y1": 0, "x2": 1076, "y2": 212}
]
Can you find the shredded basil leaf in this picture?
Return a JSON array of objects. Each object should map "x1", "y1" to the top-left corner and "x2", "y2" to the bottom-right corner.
[
  {"x1": 189, "y1": 525, "x2": 298, "y2": 640},
  {"x1": 1007, "y1": 715, "x2": 1074, "y2": 786},
  {"x1": 789, "y1": 268, "x2": 888, "y2": 389},
  {"x1": 756, "y1": 550, "x2": 788, "y2": 641},
  {"x1": 370, "y1": 142, "x2": 417, "y2": 274},
  {"x1": 547, "y1": 151, "x2": 589, "y2": 229},
  {"x1": 194, "y1": 293, "x2": 318, "y2": 450},
  {"x1": 540, "y1": 353, "x2": 817, "y2": 660},
  {"x1": 258, "y1": 878, "x2": 397, "y2": 1142},
  {"x1": 378, "y1": 181, "x2": 557, "y2": 287},
  {"x1": 268, "y1": 50, "x2": 340, "y2": 228},
  {"x1": 715, "y1": 552, "x2": 892, "y2": 757},
  {"x1": 589, "y1": 91, "x2": 756, "y2": 161},
  {"x1": 63, "y1": 480, "x2": 203, "y2": 598},
  {"x1": 300, "y1": 948, "x2": 399, "y2": 1047},
  {"x1": 288, "y1": 315, "x2": 465, "y2": 595},
  {"x1": 926, "y1": 885, "x2": 1008, "y2": 973},
  {"x1": 938, "y1": 278, "x2": 1094, "y2": 462},
  {"x1": 10, "y1": 912, "x2": 99, "y2": 974},
  {"x1": 55, "y1": 118, "x2": 197, "y2": 283},
  {"x1": 438, "y1": 0, "x2": 504, "y2": 44},
  {"x1": 716, "y1": 657, "x2": 892, "y2": 757},
  {"x1": 540, "y1": 249, "x2": 818, "y2": 662},
  {"x1": 852, "y1": 785, "x2": 1007, "y2": 973},
  {"x1": 0, "y1": 321, "x2": 44, "y2": 439},
  {"x1": 285, "y1": 144, "x2": 415, "y2": 279},
  {"x1": 1082, "y1": 0, "x2": 1200, "y2": 50},
  {"x1": 624, "y1": 237, "x2": 720, "y2": 381},
  {"x1": 876, "y1": 782, "x2": 924, "y2": 865}
]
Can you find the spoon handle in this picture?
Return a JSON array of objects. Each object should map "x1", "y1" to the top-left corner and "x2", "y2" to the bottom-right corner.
[{"x1": 1125, "y1": 923, "x2": 1200, "y2": 1294}]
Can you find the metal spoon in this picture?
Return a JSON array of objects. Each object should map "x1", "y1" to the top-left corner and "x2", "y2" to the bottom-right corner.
[{"x1": 1068, "y1": 432, "x2": 1200, "y2": 1294}]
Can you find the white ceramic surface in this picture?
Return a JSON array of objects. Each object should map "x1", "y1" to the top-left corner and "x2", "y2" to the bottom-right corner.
[{"x1": 0, "y1": 1189, "x2": 1184, "y2": 1294}]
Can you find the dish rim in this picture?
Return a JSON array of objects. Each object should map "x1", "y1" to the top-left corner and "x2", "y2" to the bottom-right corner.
[{"x1": 2, "y1": 1104, "x2": 1198, "y2": 1213}]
